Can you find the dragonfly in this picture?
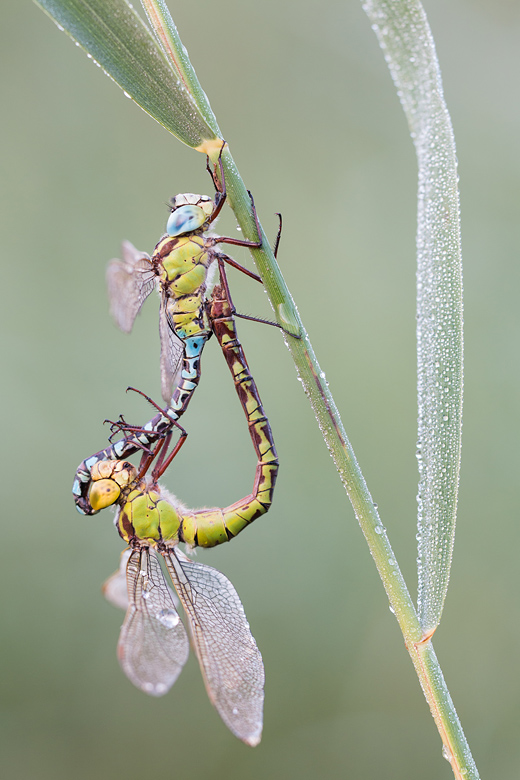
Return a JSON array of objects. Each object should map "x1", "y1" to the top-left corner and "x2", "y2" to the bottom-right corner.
[
  {"x1": 86, "y1": 270, "x2": 278, "y2": 744},
  {"x1": 73, "y1": 152, "x2": 278, "y2": 515}
]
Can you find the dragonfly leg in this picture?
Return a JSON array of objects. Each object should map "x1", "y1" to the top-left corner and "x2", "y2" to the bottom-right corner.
[
  {"x1": 206, "y1": 143, "x2": 227, "y2": 224},
  {"x1": 151, "y1": 429, "x2": 188, "y2": 481},
  {"x1": 213, "y1": 256, "x2": 301, "y2": 339},
  {"x1": 125, "y1": 386, "x2": 169, "y2": 414},
  {"x1": 135, "y1": 435, "x2": 168, "y2": 480},
  {"x1": 205, "y1": 148, "x2": 263, "y2": 250},
  {"x1": 132, "y1": 424, "x2": 188, "y2": 484},
  {"x1": 106, "y1": 387, "x2": 188, "y2": 450},
  {"x1": 214, "y1": 203, "x2": 282, "y2": 276},
  {"x1": 105, "y1": 415, "x2": 153, "y2": 448},
  {"x1": 213, "y1": 189, "x2": 263, "y2": 251},
  {"x1": 214, "y1": 250, "x2": 262, "y2": 283},
  {"x1": 233, "y1": 311, "x2": 300, "y2": 338},
  {"x1": 273, "y1": 213, "x2": 282, "y2": 259},
  {"x1": 124, "y1": 388, "x2": 188, "y2": 434}
]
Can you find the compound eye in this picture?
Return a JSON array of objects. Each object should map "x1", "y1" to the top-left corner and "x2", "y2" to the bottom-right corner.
[
  {"x1": 91, "y1": 460, "x2": 115, "y2": 481},
  {"x1": 89, "y1": 479, "x2": 121, "y2": 511},
  {"x1": 166, "y1": 204, "x2": 206, "y2": 237}
]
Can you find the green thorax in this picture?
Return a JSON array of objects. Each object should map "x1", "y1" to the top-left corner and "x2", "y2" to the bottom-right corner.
[
  {"x1": 154, "y1": 233, "x2": 213, "y2": 340},
  {"x1": 117, "y1": 484, "x2": 181, "y2": 545}
]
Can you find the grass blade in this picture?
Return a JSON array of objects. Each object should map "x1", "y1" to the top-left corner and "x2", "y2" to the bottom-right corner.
[
  {"x1": 33, "y1": 0, "x2": 217, "y2": 148},
  {"x1": 363, "y1": 0, "x2": 463, "y2": 636}
]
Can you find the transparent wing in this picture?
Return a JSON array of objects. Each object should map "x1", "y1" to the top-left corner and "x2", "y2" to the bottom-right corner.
[
  {"x1": 115, "y1": 546, "x2": 189, "y2": 697},
  {"x1": 103, "y1": 548, "x2": 180, "y2": 611},
  {"x1": 106, "y1": 240, "x2": 156, "y2": 333},
  {"x1": 102, "y1": 549, "x2": 132, "y2": 611},
  {"x1": 164, "y1": 547, "x2": 264, "y2": 746},
  {"x1": 159, "y1": 299, "x2": 184, "y2": 403}
]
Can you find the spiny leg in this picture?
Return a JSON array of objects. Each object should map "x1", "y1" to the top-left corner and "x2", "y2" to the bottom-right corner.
[
  {"x1": 214, "y1": 254, "x2": 300, "y2": 339},
  {"x1": 205, "y1": 146, "x2": 263, "y2": 250},
  {"x1": 106, "y1": 387, "x2": 188, "y2": 458},
  {"x1": 213, "y1": 189, "x2": 263, "y2": 251},
  {"x1": 273, "y1": 213, "x2": 282, "y2": 259},
  {"x1": 135, "y1": 428, "x2": 187, "y2": 483},
  {"x1": 150, "y1": 430, "x2": 188, "y2": 482},
  {"x1": 206, "y1": 142, "x2": 227, "y2": 224}
]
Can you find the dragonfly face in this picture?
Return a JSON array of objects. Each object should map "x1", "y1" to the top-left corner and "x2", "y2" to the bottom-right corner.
[
  {"x1": 88, "y1": 460, "x2": 138, "y2": 511},
  {"x1": 166, "y1": 193, "x2": 214, "y2": 237}
]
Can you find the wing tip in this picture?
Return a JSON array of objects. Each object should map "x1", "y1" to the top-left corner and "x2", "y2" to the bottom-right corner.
[{"x1": 242, "y1": 729, "x2": 262, "y2": 747}]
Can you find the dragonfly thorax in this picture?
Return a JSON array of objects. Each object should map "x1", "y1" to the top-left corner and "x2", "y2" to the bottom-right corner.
[{"x1": 117, "y1": 486, "x2": 182, "y2": 545}]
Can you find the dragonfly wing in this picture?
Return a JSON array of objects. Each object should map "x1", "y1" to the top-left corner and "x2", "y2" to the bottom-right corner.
[
  {"x1": 163, "y1": 547, "x2": 264, "y2": 746},
  {"x1": 107, "y1": 240, "x2": 156, "y2": 333},
  {"x1": 103, "y1": 548, "x2": 179, "y2": 611},
  {"x1": 117, "y1": 547, "x2": 189, "y2": 696},
  {"x1": 102, "y1": 549, "x2": 132, "y2": 610},
  {"x1": 159, "y1": 301, "x2": 184, "y2": 403}
]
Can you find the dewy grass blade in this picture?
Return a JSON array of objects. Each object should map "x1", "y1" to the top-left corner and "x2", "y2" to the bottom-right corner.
[
  {"x1": 34, "y1": 0, "x2": 217, "y2": 148},
  {"x1": 140, "y1": 0, "x2": 222, "y2": 145},
  {"x1": 363, "y1": 0, "x2": 463, "y2": 637}
]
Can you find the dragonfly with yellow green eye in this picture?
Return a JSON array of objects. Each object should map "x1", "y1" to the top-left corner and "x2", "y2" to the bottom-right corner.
[
  {"x1": 73, "y1": 155, "x2": 274, "y2": 515},
  {"x1": 86, "y1": 270, "x2": 278, "y2": 744}
]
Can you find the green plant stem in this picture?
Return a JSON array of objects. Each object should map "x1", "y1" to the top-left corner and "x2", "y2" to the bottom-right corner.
[{"x1": 214, "y1": 145, "x2": 477, "y2": 779}]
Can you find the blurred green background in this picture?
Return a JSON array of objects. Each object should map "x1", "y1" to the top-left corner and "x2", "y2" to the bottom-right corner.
[{"x1": 1, "y1": 1, "x2": 519, "y2": 778}]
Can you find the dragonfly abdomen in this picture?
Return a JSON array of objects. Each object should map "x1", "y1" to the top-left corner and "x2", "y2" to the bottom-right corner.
[
  {"x1": 179, "y1": 454, "x2": 278, "y2": 548},
  {"x1": 168, "y1": 293, "x2": 206, "y2": 339},
  {"x1": 162, "y1": 333, "x2": 209, "y2": 419}
]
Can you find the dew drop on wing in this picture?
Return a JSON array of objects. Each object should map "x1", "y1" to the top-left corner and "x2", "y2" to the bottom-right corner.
[{"x1": 156, "y1": 609, "x2": 180, "y2": 629}]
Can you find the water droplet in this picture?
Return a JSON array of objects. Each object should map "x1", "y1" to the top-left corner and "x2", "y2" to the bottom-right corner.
[{"x1": 156, "y1": 609, "x2": 180, "y2": 629}]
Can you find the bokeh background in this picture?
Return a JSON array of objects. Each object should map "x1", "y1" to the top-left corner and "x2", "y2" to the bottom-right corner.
[{"x1": 1, "y1": 1, "x2": 519, "y2": 778}]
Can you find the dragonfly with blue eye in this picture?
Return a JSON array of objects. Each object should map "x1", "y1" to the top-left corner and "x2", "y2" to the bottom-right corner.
[
  {"x1": 73, "y1": 153, "x2": 282, "y2": 515},
  {"x1": 86, "y1": 266, "x2": 279, "y2": 745}
]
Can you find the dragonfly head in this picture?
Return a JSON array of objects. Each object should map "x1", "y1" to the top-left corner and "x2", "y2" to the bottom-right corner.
[
  {"x1": 166, "y1": 194, "x2": 213, "y2": 237},
  {"x1": 88, "y1": 460, "x2": 138, "y2": 511}
]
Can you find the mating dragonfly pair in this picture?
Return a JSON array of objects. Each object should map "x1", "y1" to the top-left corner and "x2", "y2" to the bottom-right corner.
[{"x1": 73, "y1": 154, "x2": 284, "y2": 746}]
